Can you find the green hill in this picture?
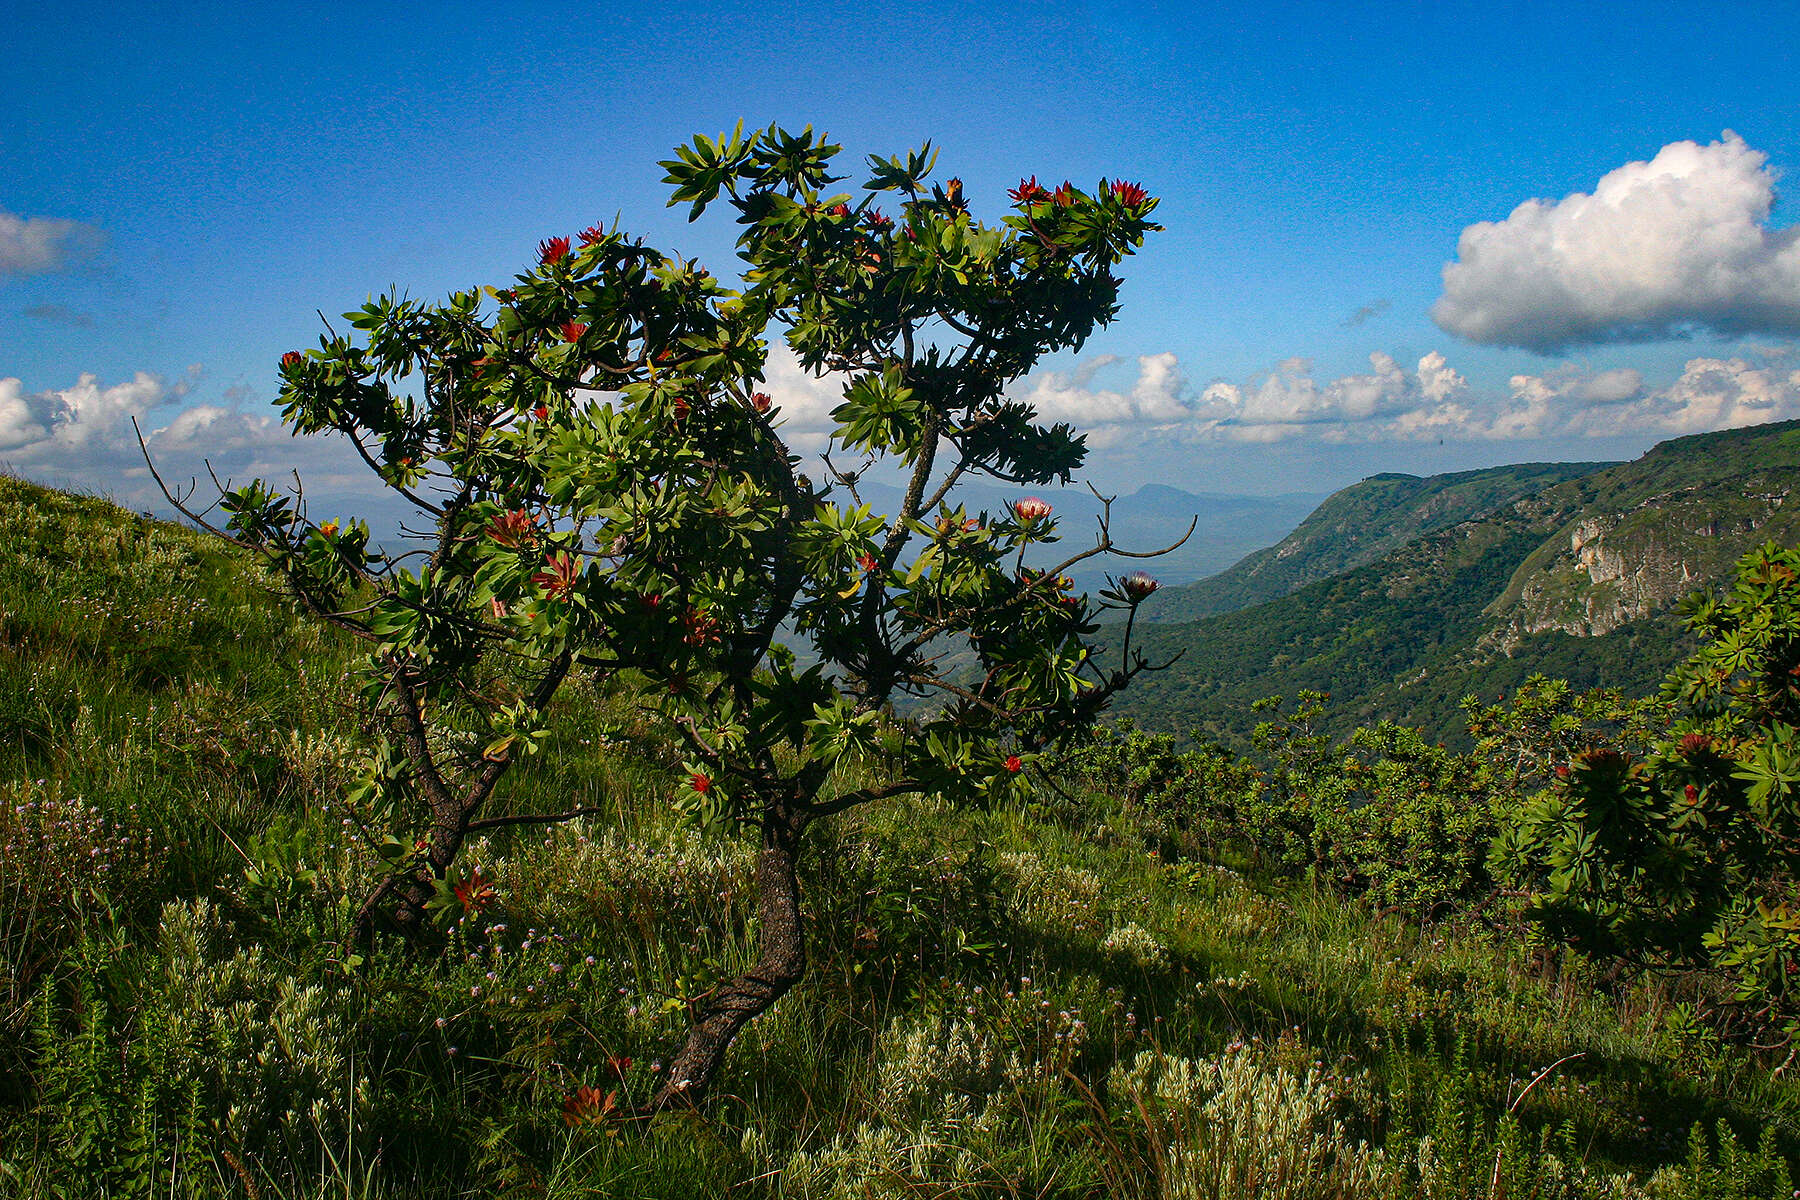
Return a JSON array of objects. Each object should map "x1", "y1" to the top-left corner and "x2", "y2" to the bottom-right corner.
[
  {"x1": 1142, "y1": 460, "x2": 1615, "y2": 623},
  {"x1": 1113, "y1": 420, "x2": 1800, "y2": 745},
  {"x1": 4, "y1": 471, "x2": 1799, "y2": 1194}
]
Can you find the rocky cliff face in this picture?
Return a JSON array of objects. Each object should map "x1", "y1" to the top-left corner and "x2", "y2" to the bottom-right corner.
[{"x1": 1489, "y1": 483, "x2": 1795, "y2": 641}]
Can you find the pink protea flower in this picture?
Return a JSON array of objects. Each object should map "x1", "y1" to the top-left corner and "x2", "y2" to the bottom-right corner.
[
  {"x1": 1012, "y1": 497, "x2": 1052, "y2": 522},
  {"x1": 538, "y1": 236, "x2": 571, "y2": 265},
  {"x1": 1120, "y1": 572, "x2": 1160, "y2": 602}
]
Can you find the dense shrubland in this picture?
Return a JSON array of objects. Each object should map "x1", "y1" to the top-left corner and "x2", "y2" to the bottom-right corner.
[{"x1": 5, "y1": 475, "x2": 1800, "y2": 1197}]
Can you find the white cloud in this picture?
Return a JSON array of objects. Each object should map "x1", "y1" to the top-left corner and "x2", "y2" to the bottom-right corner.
[
  {"x1": 1432, "y1": 134, "x2": 1800, "y2": 353},
  {"x1": 0, "y1": 370, "x2": 368, "y2": 508},
  {"x1": 759, "y1": 343, "x2": 849, "y2": 451},
  {"x1": 1022, "y1": 352, "x2": 1189, "y2": 445},
  {"x1": 0, "y1": 210, "x2": 105, "y2": 279},
  {"x1": 1001, "y1": 346, "x2": 1800, "y2": 448},
  {"x1": 1499, "y1": 355, "x2": 1800, "y2": 439},
  {"x1": 0, "y1": 372, "x2": 169, "y2": 454},
  {"x1": 1191, "y1": 351, "x2": 1468, "y2": 441}
]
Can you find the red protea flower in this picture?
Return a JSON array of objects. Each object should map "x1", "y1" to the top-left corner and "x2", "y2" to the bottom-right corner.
[
  {"x1": 865, "y1": 210, "x2": 892, "y2": 230},
  {"x1": 486, "y1": 509, "x2": 537, "y2": 548},
  {"x1": 561, "y1": 1085, "x2": 617, "y2": 1127},
  {"x1": 681, "y1": 607, "x2": 720, "y2": 646},
  {"x1": 1008, "y1": 176, "x2": 1050, "y2": 204},
  {"x1": 1555, "y1": 764, "x2": 1571, "y2": 780},
  {"x1": 538, "y1": 235, "x2": 571, "y2": 265},
  {"x1": 454, "y1": 867, "x2": 496, "y2": 916},
  {"x1": 533, "y1": 403, "x2": 550, "y2": 421},
  {"x1": 1052, "y1": 181, "x2": 1076, "y2": 207},
  {"x1": 1109, "y1": 179, "x2": 1149, "y2": 207},
  {"x1": 560, "y1": 321, "x2": 588, "y2": 343},
  {"x1": 1683, "y1": 783, "x2": 1700, "y2": 804},
  {"x1": 1576, "y1": 748, "x2": 1628, "y2": 771},
  {"x1": 280, "y1": 350, "x2": 303, "y2": 370},
  {"x1": 752, "y1": 391, "x2": 772, "y2": 413},
  {"x1": 828, "y1": 203, "x2": 851, "y2": 218},
  {"x1": 1120, "y1": 572, "x2": 1160, "y2": 602},
  {"x1": 317, "y1": 520, "x2": 339, "y2": 538},
  {"x1": 531, "y1": 551, "x2": 581, "y2": 601},
  {"x1": 578, "y1": 224, "x2": 607, "y2": 246},
  {"x1": 672, "y1": 396, "x2": 691, "y2": 420},
  {"x1": 857, "y1": 552, "x2": 878, "y2": 573},
  {"x1": 1012, "y1": 496, "x2": 1053, "y2": 522},
  {"x1": 1004, "y1": 755, "x2": 1023, "y2": 773},
  {"x1": 690, "y1": 771, "x2": 712, "y2": 795},
  {"x1": 1679, "y1": 732, "x2": 1713, "y2": 757}
]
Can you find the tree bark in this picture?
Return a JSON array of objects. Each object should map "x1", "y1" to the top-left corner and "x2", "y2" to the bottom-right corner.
[
  {"x1": 352, "y1": 818, "x2": 467, "y2": 947},
  {"x1": 652, "y1": 804, "x2": 809, "y2": 1109}
]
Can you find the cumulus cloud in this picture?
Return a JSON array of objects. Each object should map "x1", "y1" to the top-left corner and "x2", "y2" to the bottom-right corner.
[
  {"x1": 0, "y1": 370, "x2": 367, "y2": 507},
  {"x1": 0, "y1": 210, "x2": 105, "y2": 279},
  {"x1": 1022, "y1": 352, "x2": 1190, "y2": 446},
  {"x1": 758, "y1": 343, "x2": 849, "y2": 451},
  {"x1": 1496, "y1": 355, "x2": 1800, "y2": 439},
  {"x1": 993, "y1": 345, "x2": 1800, "y2": 448},
  {"x1": 1432, "y1": 134, "x2": 1800, "y2": 353},
  {"x1": 1190, "y1": 351, "x2": 1469, "y2": 441}
]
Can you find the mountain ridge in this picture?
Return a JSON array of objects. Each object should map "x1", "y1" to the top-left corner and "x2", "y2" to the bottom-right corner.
[{"x1": 1112, "y1": 420, "x2": 1800, "y2": 745}]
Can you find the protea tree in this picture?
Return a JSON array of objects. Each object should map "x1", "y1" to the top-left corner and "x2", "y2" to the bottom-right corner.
[{"x1": 148, "y1": 124, "x2": 1176, "y2": 1108}]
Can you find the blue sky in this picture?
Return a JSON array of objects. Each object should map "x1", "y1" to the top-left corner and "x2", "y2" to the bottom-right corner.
[{"x1": 6, "y1": 0, "x2": 1800, "y2": 508}]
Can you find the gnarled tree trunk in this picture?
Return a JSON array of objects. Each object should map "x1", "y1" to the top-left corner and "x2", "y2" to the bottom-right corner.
[{"x1": 652, "y1": 803, "x2": 809, "y2": 1109}]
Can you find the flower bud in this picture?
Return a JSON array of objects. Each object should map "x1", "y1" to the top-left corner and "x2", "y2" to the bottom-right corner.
[{"x1": 1120, "y1": 572, "x2": 1160, "y2": 602}]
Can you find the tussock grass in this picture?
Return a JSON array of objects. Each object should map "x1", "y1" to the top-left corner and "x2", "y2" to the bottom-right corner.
[{"x1": 0, "y1": 473, "x2": 1796, "y2": 1198}]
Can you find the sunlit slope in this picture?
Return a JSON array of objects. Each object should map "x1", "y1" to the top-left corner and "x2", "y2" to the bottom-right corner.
[
  {"x1": 1113, "y1": 420, "x2": 1800, "y2": 744},
  {"x1": 1142, "y1": 460, "x2": 1615, "y2": 624}
]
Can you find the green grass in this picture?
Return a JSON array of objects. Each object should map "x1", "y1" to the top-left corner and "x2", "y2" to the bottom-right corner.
[{"x1": 2, "y1": 472, "x2": 1798, "y2": 1198}]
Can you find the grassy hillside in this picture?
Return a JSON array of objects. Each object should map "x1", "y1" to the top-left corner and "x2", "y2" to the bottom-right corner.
[
  {"x1": 2, "y1": 473, "x2": 1797, "y2": 1197},
  {"x1": 1142, "y1": 461, "x2": 1614, "y2": 623},
  {"x1": 1115, "y1": 421, "x2": 1800, "y2": 746}
]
